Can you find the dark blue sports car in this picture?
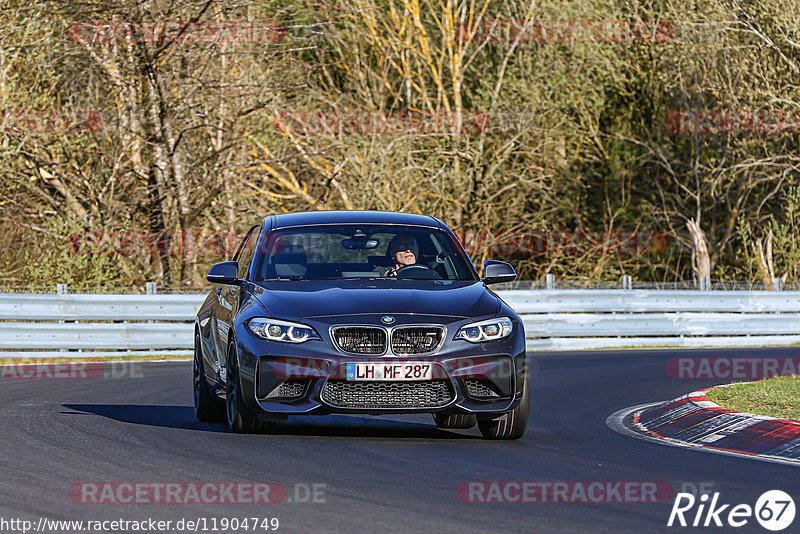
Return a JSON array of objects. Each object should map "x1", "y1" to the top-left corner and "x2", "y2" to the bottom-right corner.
[{"x1": 194, "y1": 211, "x2": 529, "y2": 439}]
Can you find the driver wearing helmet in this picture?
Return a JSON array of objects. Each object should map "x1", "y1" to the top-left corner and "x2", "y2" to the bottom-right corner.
[{"x1": 376, "y1": 234, "x2": 418, "y2": 277}]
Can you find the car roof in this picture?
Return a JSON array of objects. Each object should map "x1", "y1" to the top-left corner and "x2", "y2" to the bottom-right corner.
[{"x1": 264, "y1": 210, "x2": 443, "y2": 230}]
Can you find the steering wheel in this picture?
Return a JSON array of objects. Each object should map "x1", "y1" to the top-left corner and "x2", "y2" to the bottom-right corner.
[{"x1": 395, "y1": 264, "x2": 442, "y2": 280}]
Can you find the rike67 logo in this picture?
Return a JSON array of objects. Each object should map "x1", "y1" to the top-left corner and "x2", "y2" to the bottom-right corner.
[{"x1": 668, "y1": 490, "x2": 796, "y2": 531}]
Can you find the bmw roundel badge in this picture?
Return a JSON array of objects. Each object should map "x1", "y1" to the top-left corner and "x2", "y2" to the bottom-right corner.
[{"x1": 381, "y1": 316, "x2": 395, "y2": 325}]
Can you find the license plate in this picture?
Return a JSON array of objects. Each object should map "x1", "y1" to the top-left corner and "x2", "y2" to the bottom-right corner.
[{"x1": 346, "y1": 362, "x2": 432, "y2": 381}]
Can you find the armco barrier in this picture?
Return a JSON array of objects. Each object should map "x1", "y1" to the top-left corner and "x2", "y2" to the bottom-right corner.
[
  {"x1": 0, "y1": 293, "x2": 203, "y2": 321},
  {"x1": 0, "y1": 293, "x2": 205, "y2": 359},
  {"x1": 514, "y1": 289, "x2": 800, "y2": 350},
  {"x1": 1, "y1": 289, "x2": 800, "y2": 358}
]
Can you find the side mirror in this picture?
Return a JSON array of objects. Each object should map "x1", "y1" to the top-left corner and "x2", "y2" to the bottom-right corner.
[
  {"x1": 207, "y1": 261, "x2": 241, "y2": 285},
  {"x1": 482, "y1": 260, "x2": 516, "y2": 285}
]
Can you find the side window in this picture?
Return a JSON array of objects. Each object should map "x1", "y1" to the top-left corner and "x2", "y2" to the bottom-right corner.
[{"x1": 234, "y1": 225, "x2": 260, "y2": 279}]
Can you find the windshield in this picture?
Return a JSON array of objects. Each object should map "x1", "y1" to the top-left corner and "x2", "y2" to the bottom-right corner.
[{"x1": 253, "y1": 224, "x2": 476, "y2": 281}]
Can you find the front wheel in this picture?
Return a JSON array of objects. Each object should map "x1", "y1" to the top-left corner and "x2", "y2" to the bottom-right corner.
[
  {"x1": 193, "y1": 334, "x2": 225, "y2": 422},
  {"x1": 477, "y1": 372, "x2": 529, "y2": 440},
  {"x1": 225, "y1": 344, "x2": 261, "y2": 434}
]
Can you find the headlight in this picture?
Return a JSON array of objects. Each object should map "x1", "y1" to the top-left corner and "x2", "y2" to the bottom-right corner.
[
  {"x1": 248, "y1": 318, "x2": 320, "y2": 343},
  {"x1": 454, "y1": 317, "x2": 513, "y2": 343}
]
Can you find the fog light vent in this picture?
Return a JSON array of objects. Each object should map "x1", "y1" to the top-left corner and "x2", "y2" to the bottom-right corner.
[
  {"x1": 465, "y1": 379, "x2": 500, "y2": 399},
  {"x1": 265, "y1": 380, "x2": 307, "y2": 399}
]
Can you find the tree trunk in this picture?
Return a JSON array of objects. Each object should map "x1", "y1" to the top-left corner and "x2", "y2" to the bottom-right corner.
[{"x1": 686, "y1": 218, "x2": 711, "y2": 285}]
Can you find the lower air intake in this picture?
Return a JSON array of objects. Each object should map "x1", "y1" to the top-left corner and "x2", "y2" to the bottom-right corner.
[
  {"x1": 264, "y1": 380, "x2": 307, "y2": 399},
  {"x1": 321, "y1": 380, "x2": 454, "y2": 408},
  {"x1": 465, "y1": 379, "x2": 501, "y2": 399}
]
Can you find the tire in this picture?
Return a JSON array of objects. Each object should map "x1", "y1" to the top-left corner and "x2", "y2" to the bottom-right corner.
[
  {"x1": 433, "y1": 413, "x2": 477, "y2": 429},
  {"x1": 477, "y1": 372, "x2": 529, "y2": 440},
  {"x1": 193, "y1": 334, "x2": 225, "y2": 422},
  {"x1": 225, "y1": 344, "x2": 262, "y2": 434}
]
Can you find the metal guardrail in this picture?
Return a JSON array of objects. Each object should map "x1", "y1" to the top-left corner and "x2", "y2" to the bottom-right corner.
[
  {"x1": 511, "y1": 289, "x2": 800, "y2": 350},
  {"x1": 1, "y1": 289, "x2": 800, "y2": 358},
  {"x1": 0, "y1": 293, "x2": 205, "y2": 358},
  {"x1": 502, "y1": 289, "x2": 800, "y2": 313},
  {"x1": 0, "y1": 323, "x2": 193, "y2": 350},
  {"x1": 0, "y1": 293, "x2": 203, "y2": 321}
]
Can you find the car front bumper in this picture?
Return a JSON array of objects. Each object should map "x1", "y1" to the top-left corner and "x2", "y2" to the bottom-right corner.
[
  {"x1": 249, "y1": 352, "x2": 527, "y2": 416},
  {"x1": 233, "y1": 312, "x2": 528, "y2": 417}
]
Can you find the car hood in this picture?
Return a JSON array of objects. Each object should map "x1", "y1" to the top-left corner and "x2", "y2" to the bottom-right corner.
[{"x1": 250, "y1": 280, "x2": 498, "y2": 322}]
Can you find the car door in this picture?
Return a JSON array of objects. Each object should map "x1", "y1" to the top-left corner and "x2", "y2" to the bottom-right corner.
[{"x1": 214, "y1": 224, "x2": 260, "y2": 378}]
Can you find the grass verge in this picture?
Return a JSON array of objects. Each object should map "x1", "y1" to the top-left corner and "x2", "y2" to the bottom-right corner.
[{"x1": 706, "y1": 375, "x2": 800, "y2": 420}]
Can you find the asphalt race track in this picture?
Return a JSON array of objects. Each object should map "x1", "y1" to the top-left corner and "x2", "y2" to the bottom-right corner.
[{"x1": 3, "y1": 348, "x2": 799, "y2": 533}]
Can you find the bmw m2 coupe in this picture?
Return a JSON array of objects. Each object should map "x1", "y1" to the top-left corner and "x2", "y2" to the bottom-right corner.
[{"x1": 194, "y1": 211, "x2": 529, "y2": 439}]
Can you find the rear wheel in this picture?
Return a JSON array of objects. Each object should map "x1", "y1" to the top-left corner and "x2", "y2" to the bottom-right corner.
[
  {"x1": 225, "y1": 344, "x2": 261, "y2": 434},
  {"x1": 477, "y1": 372, "x2": 529, "y2": 440},
  {"x1": 193, "y1": 334, "x2": 225, "y2": 422},
  {"x1": 433, "y1": 413, "x2": 477, "y2": 429}
]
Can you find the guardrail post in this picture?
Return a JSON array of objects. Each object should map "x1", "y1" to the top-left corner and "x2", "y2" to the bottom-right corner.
[
  {"x1": 700, "y1": 276, "x2": 710, "y2": 291},
  {"x1": 773, "y1": 277, "x2": 782, "y2": 291},
  {"x1": 622, "y1": 275, "x2": 633, "y2": 290},
  {"x1": 146, "y1": 282, "x2": 157, "y2": 295},
  {"x1": 546, "y1": 273, "x2": 556, "y2": 290},
  {"x1": 56, "y1": 284, "x2": 67, "y2": 352}
]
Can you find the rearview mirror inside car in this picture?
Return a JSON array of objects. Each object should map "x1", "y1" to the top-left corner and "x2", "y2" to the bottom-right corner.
[{"x1": 341, "y1": 238, "x2": 379, "y2": 250}]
